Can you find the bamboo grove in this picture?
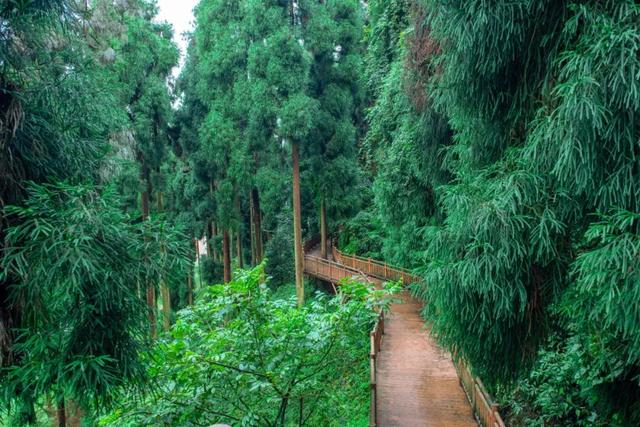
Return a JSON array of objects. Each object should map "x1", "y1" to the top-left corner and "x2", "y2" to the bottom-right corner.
[
  {"x1": 363, "y1": 1, "x2": 640, "y2": 425},
  {"x1": 1, "y1": 0, "x2": 639, "y2": 426}
]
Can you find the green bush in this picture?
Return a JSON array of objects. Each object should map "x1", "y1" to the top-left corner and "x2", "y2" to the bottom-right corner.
[
  {"x1": 503, "y1": 332, "x2": 633, "y2": 427},
  {"x1": 338, "y1": 209, "x2": 384, "y2": 259},
  {"x1": 102, "y1": 264, "x2": 396, "y2": 426}
]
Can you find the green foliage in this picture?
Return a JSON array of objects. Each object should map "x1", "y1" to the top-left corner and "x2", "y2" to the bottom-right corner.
[
  {"x1": 0, "y1": 183, "x2": 149, "y2": 413},
  {"x1": 177, "y1": 0, "x2": 368, "y2": 282},
  {"x1": 504, "y1": 337, "x2": 610, "y2": 426},
  {"x1": 102, "y1": 264, "x2": 394, "y2": 426},
  {"x1": 362, "y1": 1, "x2": 450, "y2": 268},
  {"x1": 363, "y1": 0, "x2": 640, "y2": 423},
  {"x1": 0, "y1": 0, "x2": 226, "y2": 423},
  {"x1": 364, "y1": 0, "x2": 410, "y2": 98},
  {"x1": 338, "y1": 208, "x2": 383, "y2": 258},
  {"x1": 503, "y1": 330, "x2": 637, "y2": 427}
]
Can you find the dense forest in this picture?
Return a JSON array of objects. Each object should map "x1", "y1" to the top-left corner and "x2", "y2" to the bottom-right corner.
[{"x1": 1, "y1": 0, "x2": 639, "y2": 426}]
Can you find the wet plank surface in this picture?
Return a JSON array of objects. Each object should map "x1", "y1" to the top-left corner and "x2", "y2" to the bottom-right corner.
[{"x1": 377, "y1": 292, "x2": 477, "y2": 427}]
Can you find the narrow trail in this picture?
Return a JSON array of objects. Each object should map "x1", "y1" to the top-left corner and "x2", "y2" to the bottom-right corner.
[
  {"x1": 303, "y1": 242, "x2": 477, "y2": 426},
  {"x1": 377, "y1": 292, "x2": 476, "y2": 426}
]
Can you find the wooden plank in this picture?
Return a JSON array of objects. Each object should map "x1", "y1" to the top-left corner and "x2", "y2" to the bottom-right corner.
[{"x1": 377, "y1": 292, "x2": 476, "y2": 427}]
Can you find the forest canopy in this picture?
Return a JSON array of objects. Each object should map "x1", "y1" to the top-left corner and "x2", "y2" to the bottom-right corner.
[{"x1": 1, "y1": 0, "x2": 639, "y2": 426}]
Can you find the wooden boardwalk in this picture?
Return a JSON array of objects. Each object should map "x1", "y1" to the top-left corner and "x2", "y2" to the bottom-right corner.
[
  {"x1": 377, "y1": 293, "x2": 476, "y2": 426},
  {"x1": 303, "y1": 243, "x2": 477, "y2": 426}
]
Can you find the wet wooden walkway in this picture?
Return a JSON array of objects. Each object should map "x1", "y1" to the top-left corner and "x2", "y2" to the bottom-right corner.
[
  {"x1": 377, "y1": 293, "x2": 476, "y2": 426},
  {"x1": 303, "y1": 242, "x2": 477, "y2": 426}
]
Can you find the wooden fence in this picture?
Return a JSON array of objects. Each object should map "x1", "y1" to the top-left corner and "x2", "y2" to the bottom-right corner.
[
  {"x1": 307, "y1": 238, "x2": 505, "y2": 427},
  {"x1": 455, "y1": 357, "x2": 506, "y2": 427},
  {"x1": 369, "y1": 310, "x2": 384, "y2": 427},
  {"x1": 303, "y1": 254, "x2": 366, "y2": 284},
  {"x1": 331, "y1": 246, "x2": 421, "y2": 285}
]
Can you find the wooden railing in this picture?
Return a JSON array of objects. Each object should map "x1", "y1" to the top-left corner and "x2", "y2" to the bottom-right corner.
[
  {"x1": 307, "y1": 238, "x2": 504, "y2": 426},
  {"x1": 331, "y1": 245, "x2": 421, "y2": 285},
  {"x1": 369, "y1": 310, "x2": 384, "y2": 427},
  {"x1": 303, "y1": 254, "x2": 367, "y2": 284},
  {"x1": 304, "y1": 248, "x2": 385, "y2": 426},
  {"x1": 455, "y1": 357, "x2": 506, "y2": 427}
]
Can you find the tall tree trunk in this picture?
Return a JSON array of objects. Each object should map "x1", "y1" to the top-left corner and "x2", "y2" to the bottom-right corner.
[
  {"x1": 236, "y1": 229, "x2": 244, "y2": 269},
  {"x1": 141, "y1": 176, "x2": 156, "y2": 340},
  {"x1": 292, "y1": 143, "x2": 304, "y2": 307},
  {"x1": 160, "y1": 280, "x2": 171, "y2": 332},
  {"x1": 146, "y1": 286, "x2": 156, "y2": 340},
  {"x1": 57, "y1": 398, "x2": 65, "y2": 427},
  {"x1": 230, "y1": 229, "x2": 234, "y2": 266},
  {"x1": 234, "y1": 197, "x2": 244, "y2": 269},
  {"x1": 187, "y1": 274, "x2": 194, "y2": 305},
  {"x1": 250, "y1": 192, "x2": 257, "y2": 265},
  {"x1": 212, "y1": 221, "x2": 218, "y2": 261},
  {"x1": 157, "y1": 191, "x2": 171, "y2": 331},
  {"x1": 206, "y1": 221, "x2": 212, "y2": 258},
  {"x1": 251, "y1": 188, "x2": 264, "y2": 263},
  {"x1": 141, "y1": 190, "x2": 150, "y2": 222},
  {"x1": 157, "y1": 191, "x2": 163, "y2": 212},
  {"x1": 320, "y1": 196, "x2": 327, "y2": 259},
  {"x1": 209, "y1": 180, "x2": 217, "y2": 261},
  {"x1": 194, "y1": 237, "x2": 203, "y2": 288},
  {"x1": 222, "y1": 229, "x2": 231, "y2": 283}
]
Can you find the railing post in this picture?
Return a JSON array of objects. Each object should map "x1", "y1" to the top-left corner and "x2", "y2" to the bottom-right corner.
[
  {"x1": 491, "y1": 403, "x2": 499, "y2": 426},
  {"x1": 370, "y1": 331, "x2": 377, "y2": 427}
]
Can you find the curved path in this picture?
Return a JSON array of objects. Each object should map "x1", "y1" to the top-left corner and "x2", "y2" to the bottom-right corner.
[{"x1": 304, "y1": 244, "x2": 476, "y2": 426}]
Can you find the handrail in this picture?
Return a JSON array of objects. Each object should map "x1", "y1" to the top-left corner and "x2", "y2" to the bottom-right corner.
[
  {"x1": 308, "y1": 238, "x2": 503, "y2": 426},
  {"x1": 304, "y1": 248, "x2": 385, "y2": 426},
  {"x1": 339, "y1": 248, "x2": 413, "y2": 275},
  {"x1": 331, "y1": 245, "x2": 421, "y2": 285},
  {"x1": 455, "y1": 357, "x2": 506, "y2": 427},
  {"x1": 369, "y1": 310, "x2": 384, "y2": 427},
  {"x1": 303, "y1": 254, "x2": 372, "y2": 285}
]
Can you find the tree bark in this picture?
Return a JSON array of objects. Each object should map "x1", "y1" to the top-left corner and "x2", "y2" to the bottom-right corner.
[
  {"x1": 320, "y1": 196, "x2": 327, "y2": 259},
  {"x1": 250, "y1": 192, "x2": 256, "y2": 265},
  {"x1": 236, "y1": 228, "x2": 243, "y2": 269},
  {"x1": 292, "y1": 143, "x2": 304, "y2": 307},
  {"x1": 141, "y1": 190, "x2": 150, "y2": 222},
  {"x1": 187, "y1": 274, "x2": 194, "y2": 305},
  {"x1": 146, "y1": 285, "x2": 156, "y2": 340},
  {"x1": 211, "y1": 221, "x2": 218, "y2": 261},
  {"x1": 157, "y1": 191, "x2": 163, "y2": 212},
  {"x1": 57, "y1": 398, "x2": 65, "y2": 427},
  {"x1": 251, "y1": 188, "x2": 264, "y2": 263},
  {"x1": 194, "y1": 237, "x2": 203, "y2": 288},
  {"x1": 222, "y1": 229, "x2": 231, "y2": 283},
  {"x1": 160, "y1": 280, "x2": 171, "y2": 332}
]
